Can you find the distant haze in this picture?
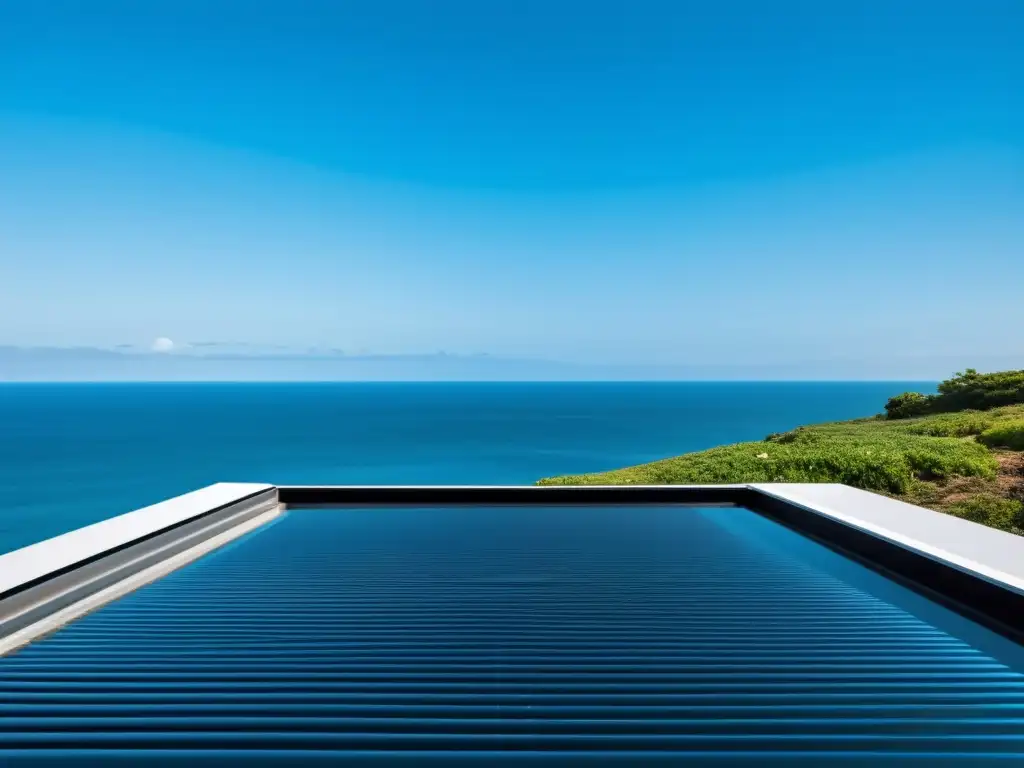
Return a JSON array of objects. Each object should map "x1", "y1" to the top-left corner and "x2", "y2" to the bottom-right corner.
[{"x1": 0, "y1": 345, "x2": 1016, "y2": 382}]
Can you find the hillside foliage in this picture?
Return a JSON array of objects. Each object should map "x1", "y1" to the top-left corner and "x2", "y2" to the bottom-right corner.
[
  {"x1": 538, "y1": 378, "x2": 1024, "y2": 534},
  {"x1": 946, "y1": 495, "x2": 1024, "y2": 532},
  {"x1": 885, "y1": 369, "x2": 1024, "y2": 419},
  {"x1": 978, "y1": 420, "x2": 1024, "y2": 451}
]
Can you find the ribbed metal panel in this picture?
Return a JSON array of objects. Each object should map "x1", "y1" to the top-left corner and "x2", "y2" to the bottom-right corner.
[{"x1": 4, "y1": 504, "x2": 1024, "y2": 764}]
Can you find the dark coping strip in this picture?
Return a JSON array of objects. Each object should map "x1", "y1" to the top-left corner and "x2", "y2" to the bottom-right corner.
[
  {"x1": 277, "y1": 485, "x2": 742, "y2": 507},
  {"x1": 278, "y1": 484, "x2": 1024, "y2": 647}
]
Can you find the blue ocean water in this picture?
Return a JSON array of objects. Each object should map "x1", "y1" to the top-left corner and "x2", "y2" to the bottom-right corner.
[{"x1": 0, "y1": 381, "x2": 930, "y2": 553}]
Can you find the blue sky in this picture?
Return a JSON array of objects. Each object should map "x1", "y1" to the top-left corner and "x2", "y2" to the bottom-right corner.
[{"x1": 1, "y1": 1, "x2": 1022, "y2": 379}]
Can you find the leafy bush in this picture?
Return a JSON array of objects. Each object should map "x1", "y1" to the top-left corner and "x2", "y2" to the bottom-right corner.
[
  {"x1": 946, "y1": 494, "x2": 1024, "y2": 532},
  {"x1": 765, "y1": 428, "x2": 803, "y2": 444},
  {"x1": 937, "y1": 369, "x2": 1024, "y2": 410},
  {"x1": 887, "y1": 369, "x2": 1024, "y2": 419},
  {"x1": 978, "y1": 421, "x2": 1024, "y2": 451},
  {"x1": 899, "y1": 411, "x2": 994, "y2": 437},
  {"x1": 885, "y1": 392, "x2": 934, "y2": 419}
]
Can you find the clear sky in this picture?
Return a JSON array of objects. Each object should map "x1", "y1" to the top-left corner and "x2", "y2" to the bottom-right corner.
[{"x1": 1, "y1": 1, "x2": 1022, "y2": 378}]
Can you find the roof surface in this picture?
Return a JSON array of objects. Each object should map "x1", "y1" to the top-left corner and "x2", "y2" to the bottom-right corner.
[{"x1": 4, "y1": 503, "x2": 1024, "y2": 762}]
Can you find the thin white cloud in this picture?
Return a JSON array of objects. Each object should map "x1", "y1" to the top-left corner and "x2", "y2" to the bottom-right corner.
[{"x1": 151, "y1": 337, "x2": 175, "y2": 353}]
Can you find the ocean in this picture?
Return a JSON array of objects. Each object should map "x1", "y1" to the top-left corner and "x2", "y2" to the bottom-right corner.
[{"x1": 0, "y1": 381, "x2": 930, "y2": 553}]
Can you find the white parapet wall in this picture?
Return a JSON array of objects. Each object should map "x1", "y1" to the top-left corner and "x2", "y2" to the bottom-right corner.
[
  {"x1": 0, "y1": 482, "x2": 281, "y2": 654},
  {"x1": 752, "y1": 483, "x2": 1024, "y2": 598}
]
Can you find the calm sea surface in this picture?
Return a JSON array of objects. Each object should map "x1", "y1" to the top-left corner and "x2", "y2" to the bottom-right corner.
[{"x1": 0, "y1": 381, "x2": 931, "y2": 552}]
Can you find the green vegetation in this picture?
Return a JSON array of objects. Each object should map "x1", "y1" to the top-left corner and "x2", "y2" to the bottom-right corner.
[
  {"x1": 884, "y1": 368, "x2": 1024, "y2": 419},
  {"x1": 978, "y1": 421, "x2": 1024, "y2": 451},
  {"x1": 539, "y1": 417, "x2": 1001, "y2": 495},
  {"x1": 946, "y1": 494, "x2": 1024, "y2": 533},
  {"x1": 538, "y1": 369, "x2": 1024, "y2": 534},
  {"x1": 884, "y1": 391, "x2": 933, "y2": 420},
  {"x1": 898, "y1": 410, "x2": 997, "y2": 437}
]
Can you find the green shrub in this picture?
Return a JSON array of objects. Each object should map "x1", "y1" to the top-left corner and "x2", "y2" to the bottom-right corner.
[
  {"x1": 765, "y1": 428, "x2": 802, "y2": 444},
  {"x1": 978, "y1": 420, "x2": 1024, "y2": 451},
  {"x1": 886, "y1": 369, "x2": 1024, "y2": 420},
  {"x1": 946, "y1": 494, "x2": 1024, "y2": 532},
  {"x1": 900, "y1": 411, "x2": 994, "y2": 437},
  {"x1": 885, "y1": 392, "x2": 934, "y2": 419},
  {"x1": 937, "y1": 369, "x2": 1024, "y2": 410}
]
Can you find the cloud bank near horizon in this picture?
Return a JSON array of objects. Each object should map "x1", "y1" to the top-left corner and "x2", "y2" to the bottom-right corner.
[{"x1": 0, "y1": 344, "x2": 1019, "y2": 382}]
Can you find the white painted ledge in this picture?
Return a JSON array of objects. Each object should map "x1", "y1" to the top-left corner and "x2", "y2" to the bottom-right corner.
[
  {"x1": 0, "y1": 482, "x2": 274, "y2": 597},
  {"x1": 751, "y1": 483, "x2": 1024, "y2": 598}
]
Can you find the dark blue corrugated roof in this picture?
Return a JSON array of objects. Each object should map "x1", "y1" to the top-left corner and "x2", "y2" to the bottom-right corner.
[{"x1": 4, "y1": 504, "x2": 1024, "y2": 763}]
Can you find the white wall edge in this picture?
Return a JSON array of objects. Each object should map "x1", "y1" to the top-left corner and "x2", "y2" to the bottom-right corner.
[
  {"x1": 751, "y1": 482, "x2": 1024, "y2": 598},
  {"x1": 0, "y1": 482, "x2": 275, "y2": 597}
]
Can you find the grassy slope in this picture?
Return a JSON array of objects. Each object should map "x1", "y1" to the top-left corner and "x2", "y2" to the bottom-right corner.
[{"x1": 538, "y1": 405, "x2": 1024, "y2": 532}]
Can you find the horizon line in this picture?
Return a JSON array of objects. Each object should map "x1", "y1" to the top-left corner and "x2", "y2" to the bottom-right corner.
[{"x1": 0, "y1": 378, "x2": 940, "y2": 385}]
